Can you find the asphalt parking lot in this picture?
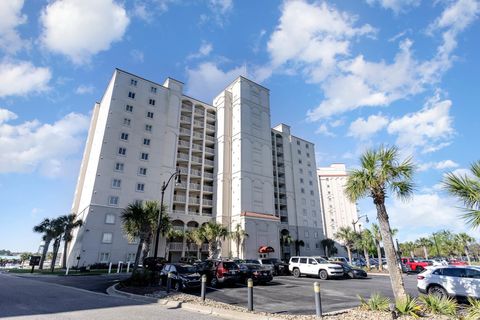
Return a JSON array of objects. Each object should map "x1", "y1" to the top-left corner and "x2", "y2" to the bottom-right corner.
[{"x1": 194, "y1": 274, "x2": 419, "y2": 314}]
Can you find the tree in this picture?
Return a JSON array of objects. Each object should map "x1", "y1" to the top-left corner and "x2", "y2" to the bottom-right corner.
[
  {"x1": 60, "y1": 214, "x2": 83, "y2": 269},
  {"x1": 400, "y1": 241, "x2": 416, "y2": 259},
  {"x1": 293, "y1": 239, "x2": 305, "y2": 256},
  {"x1": 20, "y1": 252, "x2": 32, "y2": 264},
  {"x1": 455, "y1": 232, "x2": 475, "y2": 264},
  {"x1": 320, "y1": 238, "x2": 337, "y2": 258},
  {"x1": 371, "y1": 224, "x2": 383, "y2": 271},
  {"x1": 280, "y1": 233, "x2": 293, "y2": 260},
  {"x1": 33, "y1": 218, "x2": 56, "y2": 270},
  {"x1": 345, "y1": 145, "x2": 414, "y2": 301},
  {"x1": 358, "y1": 230, "x2": 374, "y2": 269},
  {"x1": 49, "y1": 217, "x2": 66, "y2": 272},
  {"x1": 121, "y1": 201, "x2": 160, "y2": 272},
  {"x1": 444, "y1": 160, "x2": 480, "y2": 228},
  {"x1": 190, "y1": 228, "x2": 206, "y2": 260},
  {"x1": 416, "y1": 237, "x2": 433, "y2": 260},
  {"x1": 202, "y1": 221, "x2": 228, "y2": 259},
  {"x1": 229, "y1": 224, "x2": 249, "y2": 258},
  {"x1": 335, "y1": 227, "x2": 356, "y2": 263}
]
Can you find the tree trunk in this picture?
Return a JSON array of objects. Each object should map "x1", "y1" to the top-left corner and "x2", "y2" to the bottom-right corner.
[
  {"x1": 181, "y1": 236, "x2": 186, "y2": 258},
  {"x1": 141, "y1": 233, "x2": 152, "y2": 262},
  {"x1": 346, "y1": 246, "x2": 352, "y2": 264},
  {"x1": 133, "y1": 239, "x2": 144, "y2": 273},
  {"x1": 62, "y1": 240, "x2": 69, "y2": 269},
  {"x1": 465, "y1": 247, "x2": 472, "y2": 265},
  {"x1": 376, "y1": 243, "x2": 383, "y2": 271},
  {"x1": 376, "y1": 201, "x2": 407, "y2": 301},
  {"x1": 423, "y1": 246, "x2": 428, "y2": 260},
  {"x1": 39, "y1": 239, "x2": 51, "y2": 270},
  {"x1": 50, "y1": 238, "x2": 61, "y2": 272},
  {"x1": 197, "y1": 245, "x2": 201, "y2": 260},
  {"x1": 325, "y1": 246, "x2": 329, "y2": 258},
  {"x1": 236, "y1": 239, "x2": 240, "y2": 258},
  {"x1": 364, "y1": 248, "x2": 370, "y2": 269},
  {"x1": 208, "y1": 241, "x2": 215, "y2": 259},
  {"x1": 410, "y1": 250, "x2": 414, "y2": 259}
]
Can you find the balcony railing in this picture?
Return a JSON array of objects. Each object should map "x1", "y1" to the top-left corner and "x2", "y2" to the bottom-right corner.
[
  {"x1": 177, "y1": 153, "x2": 189, "y2": 161},
  {"x1": 203, "y1": 199, "x2": 213, "y2": 206},
  {"x1": 178, "y1": 140, "x2": 190, "y2": 148},
  {"x1": 177, "y1": 167, "x2": 188, "y2": 175},
  {"x1": 194, "y1": 109, "x2": 204, "y2": 115},
  {"x1": 192, "y1": 132, "x2": 203, "y2": 139},
  {"x1": 193, "y1": 120, "x2": 204, "y2": 127},
  {"x1": 278, "y1": 199, "x2": 287, "y2": 205},
  {"x1": 204, "y1": 159, "x2": 214, "y2": 166},
  {"x1": 204, "y1": 172, "x2": 214, "y2": 179},
  {"x1": 179, "y1": 128, "x2": 190, "y2": 135},
  {"x1": 189, "y1": 183, "x2": 201, "y2": 191},
  {"x1": 206, "y1": 113, "x2": 215, "y2": 120},
  {"x1": 205, "y1": 135, "x2": 215, "y2": 142},
  {"x1": 191, "y1": 155, "x2": 202, "y2": 164},
  {"x1": 189, "y1": 197, "x2": 201, "y2": 204},
  {"x1": 206, "y1": 124, "x2": 215, "y2": 131},
  {"x1": 205, "y1": 147, "x2": 214, "y2": 154},
  {"x1": 188, "y1": 211, "x2": 200, "y2": 215},
  {"x1": 190, "y1": 169, "x2": 202, "y2": 176},
  {"x1": 180, "y1": 116, "x2": 191, "y2": 123},
  {"x1": 173, "y1": 195, "x2": 186, "y2": 202},
  {"x1": 192, "y1": 144, "x2": 203, "y2": 151},
  {"x1": 203, "y1": 185, "x2": 213, "y2": 192},
  {"x1": 169, "y1": 242, "x2": 184, "y2": 251}
]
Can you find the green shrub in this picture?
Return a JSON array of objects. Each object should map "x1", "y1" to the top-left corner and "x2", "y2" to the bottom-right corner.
[
  {"x1": 395, "y1": 295, "x2": 422, "y2": 318},
  {"x1": 358, "y1": 293, "x2": 391, "y2": 311},
  {"x1": 419, "y1": 294, "x2": 457, "y2": 316},
  {"x1": 465, "y1": 297, "x2": 480, "y2": 320}
]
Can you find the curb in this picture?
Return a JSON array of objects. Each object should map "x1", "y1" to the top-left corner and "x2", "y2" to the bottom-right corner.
[{"x1": 107, "y1": 283, "x2": 159, "y2": 303}]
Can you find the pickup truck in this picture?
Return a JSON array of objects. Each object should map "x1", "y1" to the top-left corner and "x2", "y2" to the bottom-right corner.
[{"x1": 401, "y1": 257, "x2": 432, "y2": 272}]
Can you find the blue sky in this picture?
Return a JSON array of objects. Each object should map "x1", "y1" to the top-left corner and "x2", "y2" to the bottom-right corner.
[{"x1": 1, "y1": 0, "x2": 479, "y2": 252}]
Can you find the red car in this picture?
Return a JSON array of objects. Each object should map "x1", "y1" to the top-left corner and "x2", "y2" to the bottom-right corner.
[
  {"x1": 401, "y1": 257, "x2": 432, "y2": 272},
  {"x1": 448, "y1": 259, "x2": 468, "y2": 266}
]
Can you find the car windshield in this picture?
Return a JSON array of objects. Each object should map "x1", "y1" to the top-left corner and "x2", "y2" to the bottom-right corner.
[
  {"x1": 177, "y1": 266, "x2": 197, "y2": 274},
  {"x1": 222, "y1": 262, "x2": 238, "y2": 269},
  {"x1": 245, "y1": 259, "x2": 260, "y2": 264},
  {"x1": 261, "y1": 259, "x2": 278, "y2": 264},
  {"x1": 246, "y1": 264, "x2": 262, "y2": 270}
]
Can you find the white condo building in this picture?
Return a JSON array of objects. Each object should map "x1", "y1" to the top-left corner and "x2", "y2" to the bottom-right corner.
[
  {"x1": 317, "y1": 164, "x2": 359, "y2": 240},
  {"x1": 67, "y1": 69, "x2": 326, "y2": 267}
]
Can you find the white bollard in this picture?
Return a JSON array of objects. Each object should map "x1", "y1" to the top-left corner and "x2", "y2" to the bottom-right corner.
[
  {"x1": 126, "y1": 262, "x2": 130, "y2": 273},
  {"x1": 117, "y1": 261, "x2": 123, "y2": 273},
  {"x1": 65, "y1": 266, "x2": 69, "y2": 275},
  {"x1": 108, "y1": 262, "x2": 112, "y2": 274}
]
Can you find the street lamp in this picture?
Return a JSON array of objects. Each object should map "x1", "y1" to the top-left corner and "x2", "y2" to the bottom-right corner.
[
  {"x1": 352, "y1": 214, "x2": 369, "y2": 233},
  {"x1": 153, "y1": 170, "x2": 181, "y2": 261}
]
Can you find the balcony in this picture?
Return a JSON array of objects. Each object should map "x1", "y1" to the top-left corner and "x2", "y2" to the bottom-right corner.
[
  {"x1": 175, "y1": 182, "x2": 187, "y2": 189},
  {"x1": 189, "y1": 243, "x2": 209, "y2": 251},
  {"x1": 181, "y1": 104, "x2": 192, "y2": 112},
  {"x1": 177, "y1": 167, "x2": 188, "y2": 175},
  {"x1": 206, "y1": 123, "x2": 215, "y2": 131},
  {"x1": 192, "y1": 132, "x2": 203, "y2": 140},
  {"x1": 179, "y1": 128, "x2": 190, "y2": 136},
  {"x1": 277, "y1": 167, "x2": 285, "y2": 174},
  {"x1": 203, "y1": 185, "x2": 213, "y2": 192},
  {"x1": 277, "y1": 177, "x2": 285, "y2": 184},
  {"x1": 173, "y1": 195, "x2": 186, "y2": 203},
  {"x1": 188, "y1": 211, "x2": 200, "y2": 215},
  {"x1": 193, "y1": 120, "x2": 204, "y2": 127},
  {"x1": 204, "y1": 159, "x2": 214, "y2": 167},
  {"x1": 205, "y1": 147, "x2": 214, "y2": 155},
  {"x1": 201, "y1": 212, "x2": 212, "y2": 217},
  {"x1": 177, "y1": 153, "x2": 189, "y2": 161},
  {"x1": 204, "y1": 172, "x2": 214, "y2": 179},
  {"x1": 178, "y1": 140, "x2": 190, "y2": 148},
  {"x1": 192, "y1": 144, "x2": 203, "y2": 152},
  {"x1": 180, "y1": 116, "x2": 191, "y2": 123},
  {"x1": 172, "y1": 210, "x2": 186, "y2": 215},
  {"x1": 206, "y1": 113, "x2": 215, "y2": 120},
  {"x1": 279, "y1": 210, "x2": 288, "y2": 216},
  {"x1": 194, "y1": 109, "x2": 204, "y2": 116},
  {"x1": 203, "y1": 199, "x2": 213, "y2": 206},
  {"x1": 278, "y1": 199, "x2": 287, "y2": 205},
  {"x1": 191, "y1": 155, "x2": 202, "y2": 164},
  {"x1": 190, "y1": 169, "x2": 202, "y2": 177},
  {"x1": 169, "y1": 242, "x2": 184, "y2": 251},
  {"x1": 276, "y1": 147, "x2": 284, "y2": 154},
  {"x1": 189, "y1": 197, "x2": 201, "y2": 204},
  {"x1": 189, "y1": 183, "x2": 201, "y2": 191}
]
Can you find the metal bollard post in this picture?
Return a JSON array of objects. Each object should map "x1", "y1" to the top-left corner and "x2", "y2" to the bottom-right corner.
[
  {"x1": 126, "y1": 262, "x2": 130, "y2": 273},
  {"x1": 247, "y1": 278, "x2": 254, "y2": 311},
  {"x1": 314, "y1": 282, "x2": 322, "y2": 319},
  {"x1": 201, "y1": 275, "x2": 207, "y2": 301},
  {"x1": 166, "y1": 272, "x2": 172, "y2": 293},
  {"x1": 116, "y1": 262, "x2": 121, "y2": 274},
  {"x1": 108, "y1": 262, "x2": 112, "y2": 274}
]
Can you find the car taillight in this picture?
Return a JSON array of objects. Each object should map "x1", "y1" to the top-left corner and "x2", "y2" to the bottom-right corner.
[
  {"x1": 217, "y1": 267, "x2": 225, "y2": 277},
  {"x1": 417, "y1": 275, "x2": 425, "y2": 280}
]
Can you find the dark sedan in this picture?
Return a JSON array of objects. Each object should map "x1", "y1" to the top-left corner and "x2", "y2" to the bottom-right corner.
[
  {"x1": 331, "y1": 261, "x2": 368, "y2": 279},
  {"x1": 238, "y1": 263, "x2": 273, "y2": 284},
  {"x1": 160, "y1": 263, "x2": 202, "y2": 291}
]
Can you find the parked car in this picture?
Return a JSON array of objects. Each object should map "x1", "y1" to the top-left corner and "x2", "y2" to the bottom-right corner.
[
  {"x1": 196, "y1": 260, "x2": 241, "y2": 288},
  {"x1": 238, "y1": 263, "x2": 273, "y2": 284},
  {"x1": 258, "y1": 258, "x2": 290, "y2": 276},
  {"x1": 330, "y1": 261, "x2": 368, "y2": 279},
  {"x1": 417, "y1": 266, "x2": 480, "y2": 299},
  {"x1": 448, "y1": 259, "x2": 468, "y2": 266},
  {"x1": 329, "y1": 256, "x2": 349, "y2": 264},
  {"x1": 289, "y1": 256, "x2": 344, "y2": 280},
  {"x1": 159, "y1": 263, "x2": 201, "y2": 291},
  {"x1": 401, "y1": 257, "x2": 432, "y2": 272}
]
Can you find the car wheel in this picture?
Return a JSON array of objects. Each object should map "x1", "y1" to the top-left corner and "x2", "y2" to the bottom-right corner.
[
  {"x1": 210, "y1": 277, "x2": 218, "y2": 288},
  {"x1": 318, "y1": 270, "x2": 328, "y2": 280},
  {"x1": 293, "y1": 268, "x2": 301, "y2": 278},
  {"x1": 428, "y1": 285, "x2": 447, "y2": 298},
  {"x1": 174, "y1": 281, "x2": 183, "y2": 292},
  {"x1": 415, "y1": 266, "x2": 424, "y2": 272}
]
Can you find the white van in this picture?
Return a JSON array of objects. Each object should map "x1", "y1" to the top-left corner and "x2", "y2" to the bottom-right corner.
[{"x1": 289, "y1": 256, "x2": 344, "y2": 280}]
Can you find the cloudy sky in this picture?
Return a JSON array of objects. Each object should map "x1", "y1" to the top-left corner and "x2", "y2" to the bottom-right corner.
[{"x1": 1, "y1": 0, "x2": 478, "y2": 252}]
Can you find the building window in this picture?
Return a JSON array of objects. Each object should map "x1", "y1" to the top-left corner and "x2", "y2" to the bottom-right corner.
[
  {"x1": 140, "y1": 153, "x2": 149, "y2": 160},
  {"x1": 126, "y1": 253, "x2": 136, "y2": 262},
  {"x1": 145, "y1": 124, "x2": 152, "y2": 132},
  {"x1": 146, "y1": 111, "x2": 154, "y2": 119},
  {"x1": 102, "y1": 232, "x2": 113, "y2": 243},
  {"x1": 123, "y1": 118, "x2": 131, "y2": 126},
  {"x1": 313, "y1": 221, "x2": 318, "y2": 227},
  {"x1": 138, "y1": 167, "x2": 147, "y2": 176},
  {"x1": 118, "y1": 147, "x2": 126, "y2": 156},
  {"x1": 297, "y1": 149, "x2": 301, "y2": 155},
  {"x1": 136, "y1": 183, "x2": 145, "y2": 192},
  {"x1": 314, "y1": 232, "x2": 318, "y2": 239},
  {"x1": 111, "y1": 179, "x2": 121, "y2": 189},
  {"x1": 307, "y1": 162, "x2": 311, "y2": 167},
  {"x1": 298, "y1": 159, "x2": 302, "y2": 164},
  {"x1": 308, "y1": 171, "x2": 313, "y2": 177},
  {"x1": 309, "y1": 180, "x2": 313, "y2": 186},
  {"x1": 306, "y1": 144, "x2": 309, "y2": 149},
  {"x1": 148, "y1": 99, "x2": 155, "y2": 106},
  {"x1": 303, "y1": 208, "x2": 307, "y2": 215},
  {"x1": 296, "y1": 140, "x2": 300, "y2": 145},
  {"x1": 301, "y1": 188, "x2": 305, "y2": 193},
  {"x1": 306, "y1": 152, "x2": 310, "y2": 158},
  {"x1": 306, "y1": 243, "x2": 310, "y2": 250},
  {"x1": 299, "y1": 168, "x2": 303, "y2": 174},
  {"x1": 128, "y1": 91, "x2": 136, "y2": 99},
  {"x1": 305, "y1": 231, "x2": 309, "y2": 238},
  {"x1": 105, "y1": 213, "x2": 115, "y2": 224},
  {"x1": 151, "y1": 86, "x2": 157, "y2": 93},
  {"x1": 108, "y1": 196, "x2": 119, "y2": 206},
  {"x1": 120, "y1": 132, "x2": 129, "y2": 141},
  {"x1": 114, "y1": 162, "x2": 124, "y2": 172},
  {"x1": 130, "y1": 79, "x2": 137, "y2": 86},
  {"x1": 125, "y1": 105, "x2": 133, "y2": 112},
  {"x1": 143, "y1": 138, "x2": 150, "y2": 146},
  {"x1": 300, "y1": 178, "x2": 304, "y2": 184},
  {"x1": 310, "y1": 190, "x2": 314, "y2": 195},
  {"x1": 99, "y1": 252, "x2": 110, "y2": 262},
  {"x1": 312, "y1": 210, "x2": 316, "y2": 216}
]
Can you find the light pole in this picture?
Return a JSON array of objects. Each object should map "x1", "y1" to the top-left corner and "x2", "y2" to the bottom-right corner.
[
  {"x1": 352, "y1": 215, "x2": 369, "y2": 233},
  {"x1": 153, "y1": 170, "x2": 181, "y2": 261},
  {"x1": 432, "y1": 232, "x2": 440, "y2": 258}
]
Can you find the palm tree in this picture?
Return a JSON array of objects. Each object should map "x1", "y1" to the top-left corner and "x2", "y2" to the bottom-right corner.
[
  {"x1": 280, "y1": 233, "x2": 293, "y2": 260},
  {"x1": 444, "y1": 160, "x2": 480, "y2": 228},
  {"x1": 345, "y1": 145, "x2": 414, "y2": 301},
  {"x1": 49, "y1": 217, "x2": 66, "y2": 272},
  {"x1": 335, "y1": 226, "x2": 356, "y2": 263},
  {"x1": 202, "y1": 221, "x2": 228, "y2": 259},
  {"x1": 293, "y1": 239, "x2": 305, "y2": 256},
  {"x1": 229, "y1": 224, "x2": 249, "y2": 258},
  {"x1": 455, "y1": 233, "x2": 475, "y2": 264},
  {"x1": 416, "y1": 237, "x2": 432, "y2": 260},
  {"x1": 60, "y1": 214, "x2": 83, "y2": 269},
  {"x1": 400, "y1": 241, "x2": 416, "y2": 259},
  {"x1": 358, "y1": 230, "x2": 374, "y2": 269},
  {"x1": 320, "y1": 238, "x2": 336, "y2": 258},
  {"x1": 371, "y1": 224, "x2": 383, "y2": 271},
  {"x1": 190, "y1": 228, "x2": 206, "y2": 260},
  {"x1": 33, "y1": 218, "x2": 56, "y2": 270}
]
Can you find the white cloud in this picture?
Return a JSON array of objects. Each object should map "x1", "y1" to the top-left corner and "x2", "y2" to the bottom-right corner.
[
  {"x1": 75, "y1": 84, "x2": 94, "y2": 95},
  {"x1": 187, "y1": 42, "x2": 213, "y2": 60},
  {"x1": 387, "y1": 98, "x2": 454, "y2": 154},
  {"x1": 347, "y1": 114, "x2": 389, "y2": 140},
  {"x1": 0, "y1": 109, "x2": 90, "y2": 177},
  {"x1": 366, "y1": 0, "x2": 420, "y2": 13},
  {"x1": 186, "y1": 62, "x2": 246, "y2": 102},
  {"x1": 209, "y1": 0, "x2": 233, "y2": 14},
  {"x1": 315, "y1": 124, "x2": 335, "y2": 137},
  {"x1": 0, "y1": 109, "x2": 18, "y2": 123},
  {"x1": 418, "y1": 159, "x2": 459, "y2": 172},
  {"x1": 131, "y1": 0, "x2": 177, "y2": 22},
  {"x1": 0, "y1": 0, "x2": 28, "y2": 54},
  {"x1": 40, "y1": 0, "x2": 130, "y2": 64},
  {"x1": 0, "y1": 61, "x2": 51, "y2": 97},
  {"x1": 130, "y1": 49, "x2": 144, "y2": 63}
]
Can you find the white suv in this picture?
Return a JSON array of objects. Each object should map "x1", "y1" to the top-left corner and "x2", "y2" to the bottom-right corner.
[
  {"x1": 289, "y1": 256, "x2": 344, "y2": 280},
  {"x1": 417, "y1": 266, "x2": 480, "y2": 299}
]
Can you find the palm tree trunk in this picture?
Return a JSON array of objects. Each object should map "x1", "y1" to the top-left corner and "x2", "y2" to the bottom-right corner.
[
  {"x1": 197, "y1": 245, "x2": 201, "y2": 260},
  {"x1": 50, "y1": 238, "x2": 61, "y2": 272},
  {"x1": 346, "y1": 246, "x2": 352, "y2": 264},
  {"x1": 364, "y1": 248, "x2": 370, "y2": 269},
  {"x1": 376, "y1": 202, "x2": 407, "y2": 301},
  {"x1": 39, "y1": 239, "x2": 51, "y2": 270},
  {"x1": 465, "y1": 247, "x2": 472, "y2": 265},
  {"x1": 133, "y1": 239, "x2": 144, "y2": 273},
  {"x1": 141, "y1": 233, "x2": 152, "y2": 262},
  {"x1": 208, "y1": 241, "x2": 215, "y2": 259},
  {"x1": 410, "y1": 250, "x2": 414, "y2": 259},
  {"x1": 62, "y1": 239, "x2": 69, "y2": 269},
  {"x1": 376, "y1": 243, "x2": 383, "y2": 271},
  {"x1": 236, "y1": 239, "x2": 240, "y2": 258},
  {"x1": 423, "y1": 246, "x2": 428, "y2": 260},
  {"x1": 181, "y1": 236, "x2": 186, "y2": 258}
]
